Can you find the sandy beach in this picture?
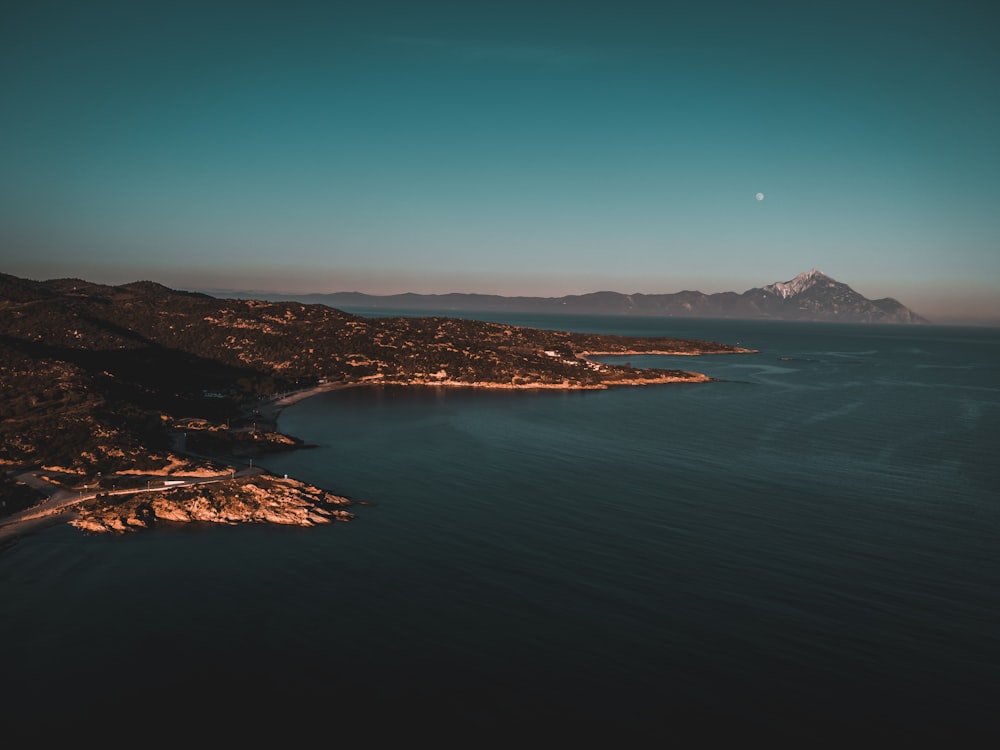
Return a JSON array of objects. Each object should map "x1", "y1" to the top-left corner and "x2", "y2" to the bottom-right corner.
[{"x1": 252, "y1": 381, "x2": 364, "y2": 428}]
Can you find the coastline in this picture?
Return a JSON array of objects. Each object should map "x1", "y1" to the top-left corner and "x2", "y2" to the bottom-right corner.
[
  {"x1": 1, "y1": 354, "x2": 721, "y2": 543},
  {"x1": 254, "y1": 366, "x2": 715, "y2": 431}
]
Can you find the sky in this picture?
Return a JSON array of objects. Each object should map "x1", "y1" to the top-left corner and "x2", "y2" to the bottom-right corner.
[{"x1": 2, "y1": 0, "x2": 998, "y2": 323}]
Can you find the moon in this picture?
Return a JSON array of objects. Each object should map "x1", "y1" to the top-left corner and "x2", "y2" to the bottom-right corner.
[{"x1": 755, "y1": 192, "x2": 765, "y2": 201}]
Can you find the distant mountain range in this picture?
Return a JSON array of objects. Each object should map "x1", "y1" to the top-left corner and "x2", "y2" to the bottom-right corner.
[{"x1": 215, "y1": 270, "x2": 929, "y2": 324}]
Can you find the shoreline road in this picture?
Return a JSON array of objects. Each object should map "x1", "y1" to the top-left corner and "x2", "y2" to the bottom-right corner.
[{"x1": 0, "y1": 467, "x2": 261, "y2": 541}]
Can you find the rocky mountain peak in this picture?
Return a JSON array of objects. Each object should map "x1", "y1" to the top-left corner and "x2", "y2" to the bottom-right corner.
[{"x1": 763, "y1": 269, "x2": 832, "y2": 299}]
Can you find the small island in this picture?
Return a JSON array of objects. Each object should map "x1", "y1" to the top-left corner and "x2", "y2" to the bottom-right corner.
[{"x1": 0, "y1": 272, "x2": 754, "y2": 542}]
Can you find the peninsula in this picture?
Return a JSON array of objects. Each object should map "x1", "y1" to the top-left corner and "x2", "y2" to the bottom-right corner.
[{"x1": 0, "y1": 272, "x2": 754, "y2": 540}]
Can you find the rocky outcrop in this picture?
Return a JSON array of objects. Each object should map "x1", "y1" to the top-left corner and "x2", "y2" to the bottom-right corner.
[{"x1": 68, "y1": 474, "x2": 356, "y2": 535}]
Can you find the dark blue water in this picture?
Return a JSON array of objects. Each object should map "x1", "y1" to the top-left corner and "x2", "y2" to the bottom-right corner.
[{"x1": 2, "y1": 317, "x2": 998, "y2": 742}]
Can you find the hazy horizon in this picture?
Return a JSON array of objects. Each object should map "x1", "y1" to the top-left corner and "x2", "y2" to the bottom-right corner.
[
  {"x1": 191, "y1": 273, "x2": 992, "y2": 327},
  {"x1": 3, "y1": 1, "x2": 997, "y2": 325},
  {"x1": 3, "y1": 263, "x2": 997, "y2": 326}
]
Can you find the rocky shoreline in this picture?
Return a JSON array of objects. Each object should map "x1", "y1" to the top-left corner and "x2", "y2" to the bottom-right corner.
[
  {"x1": 68, "y1": 471, "x2": 358, "y2": 535},
  {"x1": 15, "y1": 369, "x2": 713, "y2": 538}
]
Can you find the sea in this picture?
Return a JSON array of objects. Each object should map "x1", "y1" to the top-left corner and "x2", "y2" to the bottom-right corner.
[{"x1": 2, "y1": 313, "x2": 998, "y2": 743}]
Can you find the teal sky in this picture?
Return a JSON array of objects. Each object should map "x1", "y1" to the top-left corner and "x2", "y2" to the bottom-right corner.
[{"x1": 3, "y1": 0, "x2": 998, "y2": 323}]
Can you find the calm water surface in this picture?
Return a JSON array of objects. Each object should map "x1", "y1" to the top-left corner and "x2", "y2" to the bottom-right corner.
[{"x1": 3, "y1": 316, "x2": 998, "y2": 741}]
